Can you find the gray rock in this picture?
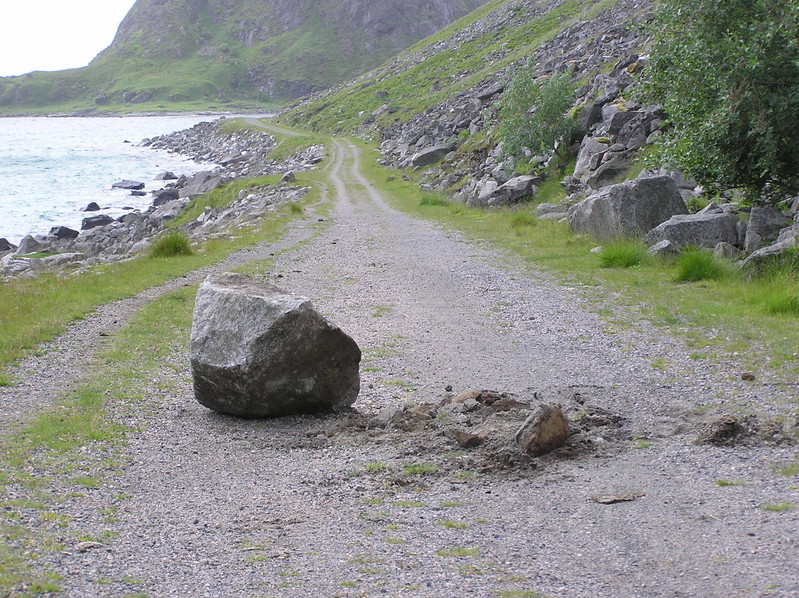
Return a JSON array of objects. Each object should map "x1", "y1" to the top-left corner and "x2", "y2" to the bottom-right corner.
[
  {"x1": 569, "y1": 176, "x2": 687, "y2": 241},
  {"x1": 190, "y1": 273, "x2": 361, "y2": 418},
  {"x1": 49, "y1": 226, "x2": 80, "y2": 240},
  {"x1": 153, "y1": 188, "x2": 180, "y2": 206},
  {"x1": 574, "y1": 137, "x2": 609, "y2": 178},
  {"x1": 81, "y1": 215, "x2": 115, "y2": 230},
  {"x1": 515, "y1": 404, "x2": 571, "y2": 457},
  {"x1": 0, "y1": 238, "x2": 17, "y2": 253},
  {"x1": 155, "y1": 171, "x2": 178, "y2": 180},
  {"x1": 744, "y1": 206, "x2": 791, "y2": 254},
  {"x1": 411, "y1": 143, "x2": 456, "y2": 168},
  {"x1": 714, "y1": 242, "x2": 743, "y2": 260},
  {"x1": 583, "y1": 155, "x2": 633, "y2": 190},
  {"x1": 179, "y1": 171, "x2": 222, "y2": 199},
  {"x1": 648, "y1": 239, "x2": 680, "y2": 257},
  {"x1": 535, "y1": 203, "x2": 568, "y2": 217},
  {"x1": 15, "y1": 235, "x2": 46, "y2": 255},
  {"x1": 84, "y1": 202, "x2": 101, "y2": 212},
  {"x1": 645, "y1": 213, "x2": 741, "y2": 249},
  {"x1": 739, "y1": 239, "x2": 798, "y2": 273},
  {"x1": 112, "y1": 180, "x2": 145, "y2": 190},
  {"x1": 280, "y1": 171, "x2": 296, "y2": 184}
]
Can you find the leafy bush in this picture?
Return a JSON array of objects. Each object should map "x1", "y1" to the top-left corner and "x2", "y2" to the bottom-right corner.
[
  {"x1": 641, "y1": 0, "x2": 799, "y2": 202},
  {"x1": 148, "y1": 231, "x2": 193, "y2": 258},
  {"x1": 674, "y1": 248, "x2": 729, "y2": 282},
  {"x1": 599, "y1": 240, "x2": 648, "y2": 268},
  {"x1": 497, "y1": 65, "x2": 577, "y2": 169}
]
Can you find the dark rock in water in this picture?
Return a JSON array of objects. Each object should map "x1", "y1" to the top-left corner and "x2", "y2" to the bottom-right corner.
[
  {"x1": 131, "y1": 190, "x2": 147, "y2": 197},
  {"x1": 515, "y1": 404, "x2": 571, "y2": 457},
  {"x1": 81, "y1": 215, "x2": 115, "y2": 230},
  {"x1": 155, "y1": 171, "x2": 178, "y2": 181},
  {"x1": 49, "y1": 226, "x2": 79, "y2": 240},
  {"x1": 191, "y1": 273, "x2": 361, "y2": 418},
  {"x1": 112, "y1": 180, "x2": 145, "y2": 190},
  {"x1": 84, "y1": 202, "x2": 101, "y2": 212},
  {"x1": 153, "y1": 188, "x2": 180, "y2": 206},
  {"x1": 0, "y1": 238, "x2": 17, "y2": 252}
]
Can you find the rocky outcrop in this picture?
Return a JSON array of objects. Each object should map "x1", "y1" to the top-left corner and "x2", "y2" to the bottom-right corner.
[
  {"x1": 568, "y1": 176, "x2": 687, "y2": 241},
  {"x1": 190, "y1": 273, "x2": 361, "y2": 418},
  {"x1": 645, "y1": 213, "x2": 742, "y2": 249}
]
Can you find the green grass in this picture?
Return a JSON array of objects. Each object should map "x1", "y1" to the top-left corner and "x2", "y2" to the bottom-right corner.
[
  {"x1": 675, "y1": 248, "x2": 731, "y2": 282},
  {"x1": 148, "y1": 231, "x2": 193, "y2": 258},
  {"x1": 420, "y1": 195, "x2": 450, "y2": 207},
  {"x1": 403, "y1": 463, "x2": 438, "y2": 475},
  {"x1": 436, "y1": 547, "x2": 480, "y2": 558},
  {"x1": 599, "y1": 239, "x2": 649, "y2": 269},
  {"x1": 762, "y1": 503, "x2": 795, "y2": 512}
]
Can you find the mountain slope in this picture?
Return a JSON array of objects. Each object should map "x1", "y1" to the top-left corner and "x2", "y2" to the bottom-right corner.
[
  {"x1": 0, "y1": 0, "x2": 490, "y2": 115},
  {"x1": 279, "y1": 0, "x2": 649, "y2": 135}
]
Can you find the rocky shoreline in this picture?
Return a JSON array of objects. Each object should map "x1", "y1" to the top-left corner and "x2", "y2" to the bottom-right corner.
[{"x1": 0, "y1": 118, "x2": 324, "y2": 280}]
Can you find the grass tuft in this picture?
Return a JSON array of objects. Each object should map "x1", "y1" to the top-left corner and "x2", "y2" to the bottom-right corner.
[
  {"x1": 148, "y1": 231, "x2": 193, "y2": 258},
  {"x1": 599, "y1": 239, "x2": 648, "y2": 269},
  {"x1": 674, "y1": 248, "x2": 730, "y2": 282}
]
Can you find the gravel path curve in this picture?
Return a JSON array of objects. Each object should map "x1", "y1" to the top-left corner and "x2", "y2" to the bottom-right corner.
[{"x1": 7, "y1": 139, "x2": 799, "y2": 597}]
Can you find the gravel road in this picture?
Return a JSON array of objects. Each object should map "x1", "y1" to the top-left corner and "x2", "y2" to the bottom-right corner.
[{"x1": 4, "y1": 139, "x2": 798, "y2": 597}]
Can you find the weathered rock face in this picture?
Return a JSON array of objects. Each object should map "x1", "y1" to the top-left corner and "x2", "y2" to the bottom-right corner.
[
  {"x1": 515, "y1": 404, "x2": 571, "y2": 457},
  {"x1": 645, "y1": 212, "x2": 741, "y2": 249},
  {"x1": 568, "y1": 176, "x2": 687, "y2": 241},
  {"x1": 190, "y1": 273, "x2": 361, "y2": 418}
]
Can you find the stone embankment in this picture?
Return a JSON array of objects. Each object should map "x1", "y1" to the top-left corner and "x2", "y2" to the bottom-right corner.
[{"x1": 0, "y1": 119, "x2": 325, "y2": 280}]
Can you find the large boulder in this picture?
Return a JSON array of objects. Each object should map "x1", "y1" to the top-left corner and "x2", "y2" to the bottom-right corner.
[
  {"x1": 645, "y1": 212, "x2": 741, "y2": 249},
  {"x1": 410, "y1": 143, "x2": 456, "y2": 168},
  {"x1": 568, "y1": 176, "x2": 687, "y2": 241},
  {"x1": 469, "y1": 175, "x2": 539, "y2": 207},
  {"x1": 190, "y1": 273, "x2": 361, "y2": 418},
  {"x1": 744, "y1": 206, "x2": 791, "y2": 253}
]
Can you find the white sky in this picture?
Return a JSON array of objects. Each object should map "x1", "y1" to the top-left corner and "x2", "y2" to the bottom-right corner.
[{"x1": 0, "y1": 0, "x2": 137, "y2": 77}]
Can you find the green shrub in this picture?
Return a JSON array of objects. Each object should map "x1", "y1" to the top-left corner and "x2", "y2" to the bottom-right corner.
[
  {"x1": 148, "y1": 231, "x2": 193, "y2": 258},
  {"x1": 674, "y1": 248, "x2": 728, "y2": 282},
  {"x1": 497, "y1": 66, "x2": 577, "y2": 169},
  {"x1": 599, "y1": 239, "x2": 648, "y2": 268}
]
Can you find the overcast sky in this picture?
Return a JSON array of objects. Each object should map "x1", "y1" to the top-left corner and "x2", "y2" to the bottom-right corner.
[{"x1": 0, "y1": 0, "x2": 137, "y2": 77}]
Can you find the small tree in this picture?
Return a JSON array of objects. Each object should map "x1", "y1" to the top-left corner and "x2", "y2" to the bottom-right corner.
[
  {"x1": 640, "y1": 0, "x2": 799, "y2": 203},
  {"x1": 497, "y1": 64, "x2": 577, "y2": 170}
]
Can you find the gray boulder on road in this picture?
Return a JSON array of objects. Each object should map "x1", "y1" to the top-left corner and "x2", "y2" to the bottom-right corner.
[{"x1": 190, "y1": 273, "x2": 361, "y2": 418}]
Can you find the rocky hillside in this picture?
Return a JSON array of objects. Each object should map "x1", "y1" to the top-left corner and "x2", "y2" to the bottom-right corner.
[
  {"x1": 280, "y1": 0, "x2": 798, "y2": 266},
  {"x1": 0, "y1": 0, "x2": 489, "y2": 114}
]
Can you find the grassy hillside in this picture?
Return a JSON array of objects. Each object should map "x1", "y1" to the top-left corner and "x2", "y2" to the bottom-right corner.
[{"x1": 0, "y1": 0, "x2": 490, "y2": 116}]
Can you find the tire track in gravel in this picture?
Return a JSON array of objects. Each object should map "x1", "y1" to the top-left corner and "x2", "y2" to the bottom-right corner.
[{"x1": 19, "y1": 138, "x2": 799, "y2": 597}]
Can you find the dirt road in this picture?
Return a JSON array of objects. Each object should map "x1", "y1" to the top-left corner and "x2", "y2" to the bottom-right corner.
[{"x1": 8, "y1": 138, "x2": 799, "y2": 597}]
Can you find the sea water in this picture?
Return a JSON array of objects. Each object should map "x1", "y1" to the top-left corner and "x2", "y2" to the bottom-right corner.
[{"x1": 0, "y1": 115, "x2": 225, "y2": 245}]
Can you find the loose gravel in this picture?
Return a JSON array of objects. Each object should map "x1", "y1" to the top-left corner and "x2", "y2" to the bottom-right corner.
[{"x1": 3, "y1": 139, "x2": 798, "y2": 597}]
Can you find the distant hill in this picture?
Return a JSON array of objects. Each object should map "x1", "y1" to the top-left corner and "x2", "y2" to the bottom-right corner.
[{"x1": 0, "y1": 0, "x2": 490, "y2": 115}]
